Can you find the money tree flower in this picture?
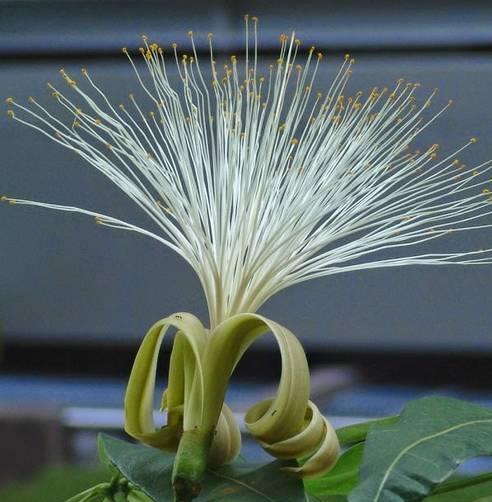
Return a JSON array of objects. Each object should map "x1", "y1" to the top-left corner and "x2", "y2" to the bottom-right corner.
[{"x1": 4, "y1": 16, "x2": 492, "y2": 501}]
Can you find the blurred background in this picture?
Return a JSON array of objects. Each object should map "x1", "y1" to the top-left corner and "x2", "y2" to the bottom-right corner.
[{"x1": 1, "y1": 0, "x2": 492, "y2": 499}]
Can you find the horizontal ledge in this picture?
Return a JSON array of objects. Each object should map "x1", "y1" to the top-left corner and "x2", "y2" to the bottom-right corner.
[{"x1": 2, "y1": 2, "x2": 492, "y2": 57}]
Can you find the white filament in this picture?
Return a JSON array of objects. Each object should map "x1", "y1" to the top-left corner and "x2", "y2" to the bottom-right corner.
[{"x1": 5, "y1": 17, "x2": 492, "y2": 327}]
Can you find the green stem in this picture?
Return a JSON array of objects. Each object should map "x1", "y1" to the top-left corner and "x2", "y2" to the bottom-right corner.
[{"x1": 172, "y1": 429, "x2": 214, "y2": 502}]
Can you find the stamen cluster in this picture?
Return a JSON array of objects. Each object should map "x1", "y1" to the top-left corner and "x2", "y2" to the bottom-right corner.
[{"x1": 4, "y1": 16, "x2": 492, "y2": 327}]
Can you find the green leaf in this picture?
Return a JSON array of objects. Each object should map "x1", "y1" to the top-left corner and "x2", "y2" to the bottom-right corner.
[
  {"x1": 424, "y1": 472, "x2": 492, "y2": 501},
  {"x1": 98, "y1": 433, "x2": 175, "y2": 500},
  {"x1": 349, "y1": 397, "x2": 492, "y2": 502},
  {"x1": 306, "y1": 495, "x2": 347, "y2": 501},
  {"x1": 99, "y1": 433, "x2": 307, "y2": 501},
  {"x1": 305, "y1": 443, "x2": 364, "y2": 495},
  {"x1": 335, "y1": 417, "x2": 398, "y2": 446}
]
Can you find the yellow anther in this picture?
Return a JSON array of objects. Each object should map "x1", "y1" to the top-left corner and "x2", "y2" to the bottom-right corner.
[
  {"x1": 207, "y1": 32, "x2": 213, "y2": 39},
  {"x1": 310, "y1": 46, "x2": 315, "y2": 54},
  {"x1": 317, "y1": 52, "x2": 323, "y2": 60},
  {"x1": 291, "y1": 138, "x2": 299, "y2": 145},
  {"x1": 470, "y1": 137, "x2": 478, "y2": 143},
  {"x1": 106, "y1": 143, "x2": 113, "y2": 150},
  {"x1": 473, "y1": 170, "x2": 480, "y2": 176},
  {"x1": 251, "y1": 16, "x2": 258, "y2": 22},
  {"x1": 295, "y1": 39, "x2": 301, "y2": 46},
  {"x1": 344, "y1": 53, "x2": 350, "y2": 60},
  {"x1": 95, "y1": 118, "x2": 102, "y2": 124},
  {"x1": 188, "y1": 30, "x2": 193, "y2": 37},
  {"x1": 119, "y1": 104, "x2": 125, "y2": 110},
  {"x1": 172, "y1": 42, "x2": 177, "y2": 49},
  {"x1": 6, "y1": 110, "x2": 15, "y2": 118},
  {"x1": 150, "y1": 43, "x2": 159, "y2": 51},
  {"x1": 73, "y1": 120, "x2": 81, "y2": 128},
  {"x1": 81, "y1": 68, "x2": 88, "y2": 74},
  {"x1": 122, "y1": 47, "x2": 128, "y2": 53},
  {"x1": 141, "y1": 34, "x2": 148, "y2": 42},
  {"x1": 95, "y1": 216, "x2": 102, "y2": 224},
  {"x1": 482, "y1": 188, "x2": 490, "y2": 194},
  {"x1": 28, "y1": 96, "x2": 36, "y2": 103},
  {"x1": 5, "y1": 97, "x2": 14, "y2": 104},
  {"x1": 129, "y1": 93, "x2": 134, "y2": 100},
  {"x1": 145, "y1": 50, "x2": 152, "y2": 60}
]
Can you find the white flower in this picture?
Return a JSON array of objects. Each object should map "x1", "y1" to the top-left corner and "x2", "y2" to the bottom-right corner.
[{"x1": 4, "y1": 17, "x2": 492, "y2": 327}]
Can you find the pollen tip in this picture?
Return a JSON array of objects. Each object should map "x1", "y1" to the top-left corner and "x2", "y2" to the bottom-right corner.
[
  {"x1": 6, "y1": 110, "x2": 15, "y2": 118},
  {"x1": 470, "y1": 137, "x2": 478, "y2": 144},
  {"x1": 28, "y1": 96, "x2": 35, "y2": 103},
  {"x1": 187, "y1": 30, "x2": 193, "y2": 37},
  {"x1": 122, "y1": 47, "x2": 128, "y2": 53},
  {"x1": 251, "y1": 16, "x2": 258, "y2": 22}
]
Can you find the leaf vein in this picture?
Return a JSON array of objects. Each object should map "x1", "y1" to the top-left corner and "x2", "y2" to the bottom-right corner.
[{"x1": 374, "y1": 418, "x2": 492, "y2": 502}]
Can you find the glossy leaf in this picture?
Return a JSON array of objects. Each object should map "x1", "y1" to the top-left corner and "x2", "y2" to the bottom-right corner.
[
  {"x1": 424, "y1": 472, "x2": 492, "y2": 501},
  {"x1": 305, "y1": 443, "x2": 364, "y2": 495},
  {"x1": 98, "y1": 433, "x2": 307, "y2": 501},
  {"x1": 335, "y1": 417, "x2": 398, "y2": 446},
  {"x1": 350, "y1": 397, "x2": 492, "y2": 502}
]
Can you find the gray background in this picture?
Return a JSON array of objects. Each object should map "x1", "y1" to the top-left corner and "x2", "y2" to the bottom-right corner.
[{"x1": 1, "y1": 0, "x2": 492, "y2": 351}]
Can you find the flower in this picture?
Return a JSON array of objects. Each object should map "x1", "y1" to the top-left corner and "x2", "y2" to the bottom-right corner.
[
  {"x1": 6, "y1": 17, "x2": 492, "y2": 500},
  {"x1": 4, "y1": 18, "x2": 492, "y2": 328}
]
